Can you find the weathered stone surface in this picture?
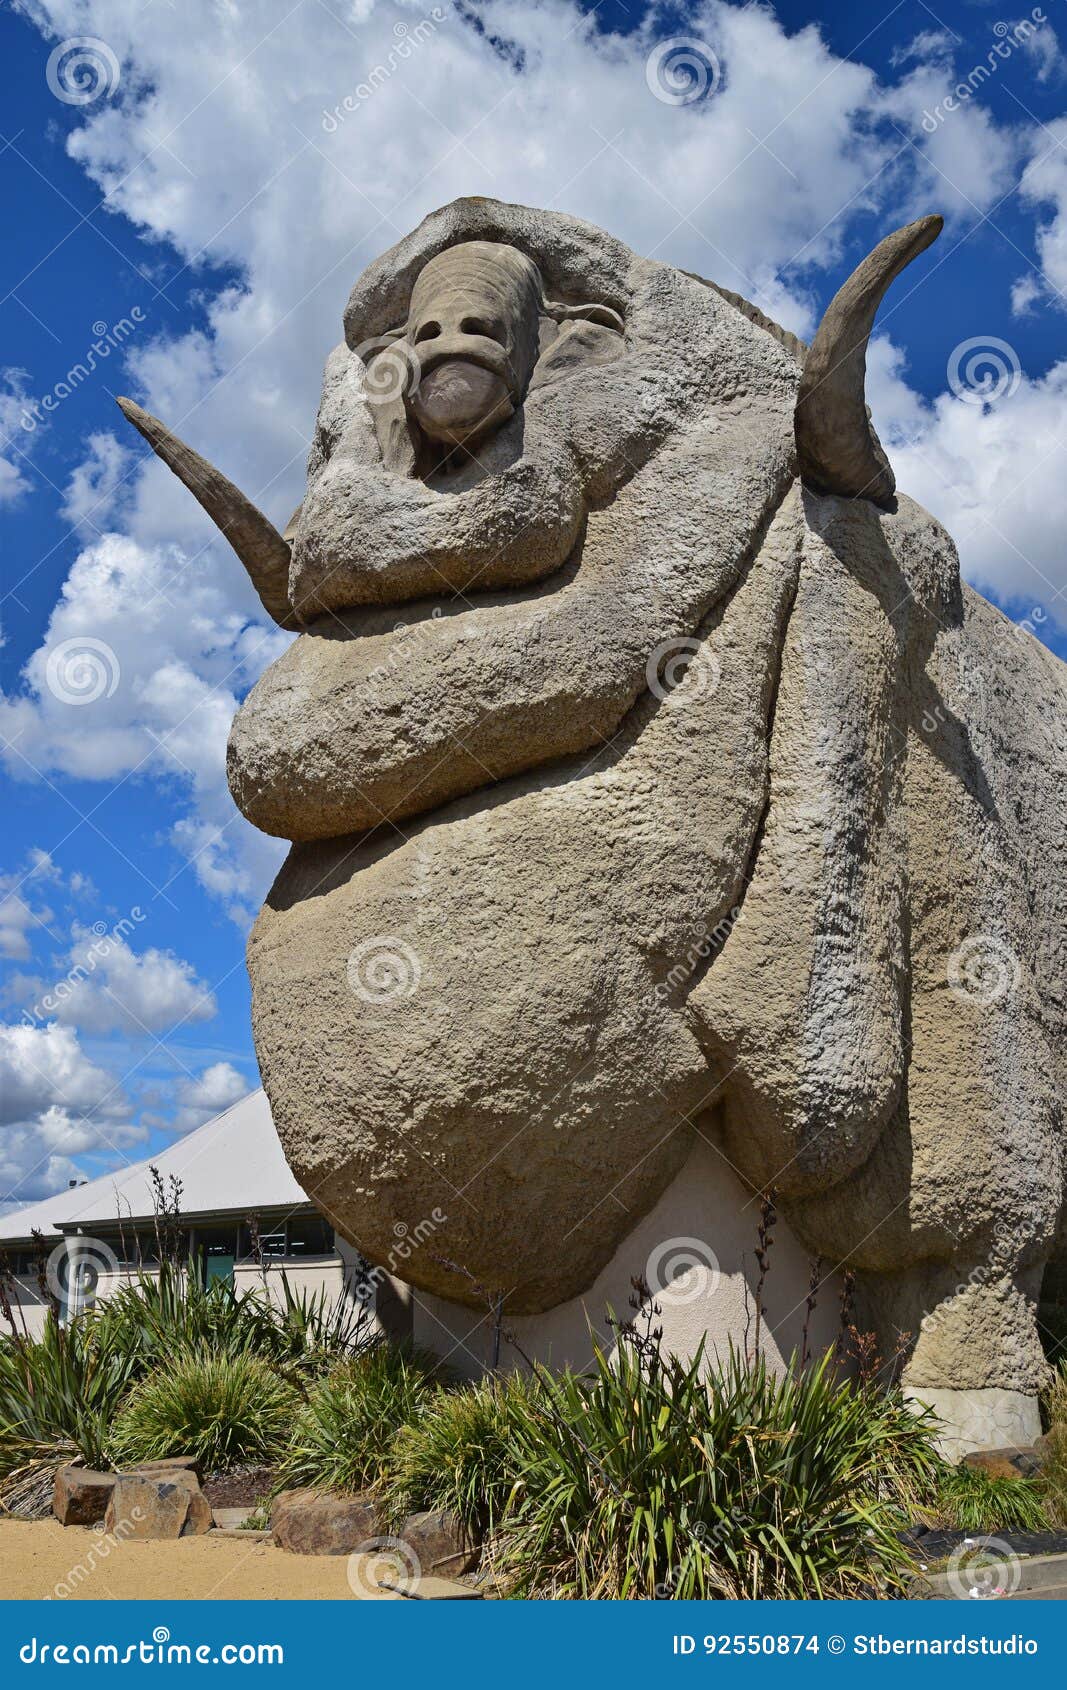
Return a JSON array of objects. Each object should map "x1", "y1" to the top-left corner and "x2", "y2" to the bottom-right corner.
[
  {"x1": 128, "y1": 1455, "x2": 203, "y2": 1482},
  {"x1": 52, "y1": 1465, "x2": 116, "y2": 1527},
  {"x1": 906, "y1": 1388, "x2": 1044, "y2": 1466},
  {"x1": 962, "y1": 1446, "x2": 1045, "y2": 1480},
  {"x1": 271, "y1": 1488, "x2": 383, "y2": 1555},
  {"x1": 399, "y1": 1510, "x2": 480, "y2": 1578},
  {"x1": 177, "y1": 1474, "x2": 214, "y2": 1537},
  {"x1": 228, "y1": 392, "x2": 793, "y2": 843},
  {"x1": 105, "y1": 1471, "x2": 213, "y2": 1539},
  {"x1": 126, "y1": 196, "x2": 1066, "y2": 1439},
  {"x1": 247, "y1": 490, "x2": 805, "y2": 1311}
]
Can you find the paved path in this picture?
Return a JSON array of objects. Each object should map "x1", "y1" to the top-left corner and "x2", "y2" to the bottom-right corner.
[{"x1": 918, "y1": 1553, "x2": 1067, "y2": 1601}]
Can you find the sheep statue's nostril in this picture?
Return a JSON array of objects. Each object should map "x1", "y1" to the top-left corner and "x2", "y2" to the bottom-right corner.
[{"x1": 409, "y1": 357, "x2": 512, "y2": 448}]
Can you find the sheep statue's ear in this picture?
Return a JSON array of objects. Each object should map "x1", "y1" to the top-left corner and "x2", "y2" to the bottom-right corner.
[
  {"x1": 542, "y1": 299, "x2": 625, "y2": 332},
  {"x1": 795, "y1": 215, "x2": 942, "y2": 508},
  {"x1": 115, "y1": 397, "x2": 299, "y2": 630}
]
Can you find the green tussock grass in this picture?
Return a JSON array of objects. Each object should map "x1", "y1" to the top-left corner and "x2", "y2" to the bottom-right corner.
[{"x1": 109, "y1": 1348, "x2": 298, "y2": 1471}]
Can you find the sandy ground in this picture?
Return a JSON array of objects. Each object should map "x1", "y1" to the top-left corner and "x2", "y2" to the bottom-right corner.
[{"x1": 0, "y1": 1519, "x2": 404, "y2": 1601}]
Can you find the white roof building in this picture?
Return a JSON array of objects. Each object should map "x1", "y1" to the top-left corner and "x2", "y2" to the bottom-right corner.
[
  {"x1": 0, "y1": 1089, "x2": 309, "y2": 1246},
  {"x1": 0, "y1": 1090, "x2": 410, "y2": 1340}
]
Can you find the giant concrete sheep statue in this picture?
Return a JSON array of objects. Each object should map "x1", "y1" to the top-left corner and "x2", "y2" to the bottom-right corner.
[{"x1": 118, "y1": 197, "x2": 1067, "y2": 1456}]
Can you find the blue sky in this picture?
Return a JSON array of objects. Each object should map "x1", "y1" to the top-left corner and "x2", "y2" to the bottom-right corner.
[{"x1": 2, "y1": 0, "x2": 1067, "y2": 1209}]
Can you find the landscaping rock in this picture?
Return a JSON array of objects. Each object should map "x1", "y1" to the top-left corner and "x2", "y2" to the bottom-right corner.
[
  {"x1": 104, "y1": 1470, "x2": 213, "y2": 1539},
  {"x1": 52, "y1": 1465, "x2": 116, "y2": 1527},
  {"x1": 399, "y1": 1510, "x2": 480, "y2": 1577},
  {"x1": 128, "y1": 1455, "x2": 204, "y2": 1483},
  {"x1": 961, "y1": 1445, "x2": 1044, "y2": 1480},
  {"x1": 271, "y1": 1488, "x2": 382, "y2": 1555}
]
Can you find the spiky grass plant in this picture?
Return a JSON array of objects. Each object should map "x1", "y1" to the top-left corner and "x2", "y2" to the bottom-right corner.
[
  {"x1": 109, "y1": 1348, "x2": 298, "y2": 1471},
  {"x1": 930, "y1": 1461, "x2": 1049, "y2": 1533},
  {"x1": 387, "y1": 1371, "x2": 538, "y2": 1534},
  {"x1": 91, "y1": 1261, "x2": 376, "y2": 1382},
  {"x1": 278, "y1": 1345, "x2": 438, "y2": 1495},
  {"x1": 496, "y1": 1339, "x2": 941, "y2": 1600},
  {"x1": 1040, "y1": 1362, "x2": 1067, "y2": 1526},
  {"x1": 0, "y1": 1318, "x2": 138, "y2": 1480},
  {"x1": 90, "y1": 1265, "x2": 264, "y2": 1371},
  {"x1": 266, "y1": 1275, "x2": 378, "y2": 1374}
]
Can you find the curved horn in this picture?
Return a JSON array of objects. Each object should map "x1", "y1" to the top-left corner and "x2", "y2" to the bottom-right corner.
[
  {"x1": 795, "y1": 215, "x2": 942, "y2": 508},
  {"x1": 115, "y1": 397, "x2": 299, "y2": 629}
]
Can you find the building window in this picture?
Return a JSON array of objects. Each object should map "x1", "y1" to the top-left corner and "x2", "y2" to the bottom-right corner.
[
  {"x1": 114, "y1": 1232, "x2": 159, "y2": 1269},
  {"x1": 191, "y1": 1225, "x2": 237, "y2": 1286},
  {"x1": 285, "y1": 1214, "x2": 335, "y2": 1257},
  {"x1": 238, "y1": 1223, "x2": 286, "y2": 1262},
  {"x1": 237, "y1": 1214, "x2": 335, "y2": 1263}
]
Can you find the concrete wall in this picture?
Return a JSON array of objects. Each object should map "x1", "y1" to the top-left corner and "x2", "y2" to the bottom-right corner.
[
  {"x1": 232, "y1": 1237, "x2": 369, "y2": 1309},
  {"x1": 6, "y1": 1142, "x2": 845, "y2": 1384},
  {"x1": 4, "y1": 1276, "x2": 51, "y2": 1342},
  {"x1": 412, "y1": 1136, "x2": 844, "y2": 1377},
  {"x1": 3, "y1": 1240, "x2": 375, "y2": 1340}
]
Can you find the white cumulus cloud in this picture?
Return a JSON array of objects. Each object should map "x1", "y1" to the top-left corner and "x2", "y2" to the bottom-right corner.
[
  {"x1": 171, "y1": 1060, "x2": 250, "y2": 1134},
  {"x1": 0, "y1": 1020, "x2": 144, "y2": 1204},
  {"x1": 60, "y1": 431, "x2": 135, "y2": 529},
  {"x1": 0, "y1": 368, "x2": 37, "y2": 506},
  {"x1": 869, "y1": 333, "x2": 1067, "y2": 612},
  {"x1": 23, "y1": 923, "x2": 219, "y2": 1036}
]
